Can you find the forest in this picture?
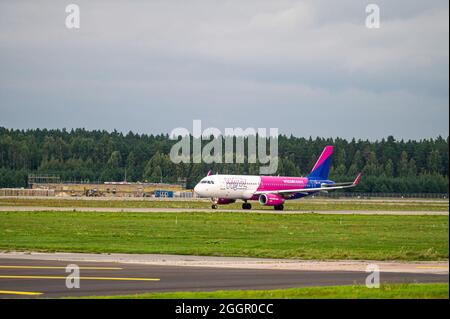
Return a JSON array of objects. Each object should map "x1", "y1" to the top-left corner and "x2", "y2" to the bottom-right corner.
[{"x1": 0, "y1": 127, "x2": 448, "y2": 193}]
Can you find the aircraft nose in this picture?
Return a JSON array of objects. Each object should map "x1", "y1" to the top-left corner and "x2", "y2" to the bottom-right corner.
[{"x1": 194, "y1": 184, "x2": 202, "y2": 196}]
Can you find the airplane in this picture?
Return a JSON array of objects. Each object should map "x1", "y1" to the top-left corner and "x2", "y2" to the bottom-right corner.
[{"x1": 193, "y1": 146, "x2": 362, "y2": 210}]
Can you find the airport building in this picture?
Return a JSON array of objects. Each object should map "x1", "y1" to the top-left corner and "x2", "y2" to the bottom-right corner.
[{"x1": 9, "y1": 174, "x2": 193, "y2": 198}]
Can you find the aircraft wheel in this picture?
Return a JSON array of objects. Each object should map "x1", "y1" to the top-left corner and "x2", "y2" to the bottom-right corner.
[
  {"x1": 275, "y1": 204, "x2": 284, "y2": 211},
  {"x1": 212, "y1": 204, "x2": 218, "y2": 209},
  {"x1": 242, "y1": 203, "x2": 252, "y2": 210}
]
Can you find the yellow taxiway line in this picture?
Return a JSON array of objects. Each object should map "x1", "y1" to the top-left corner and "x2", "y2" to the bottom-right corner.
[
  {"x1": 0, "y1": 290, "x2": 43, "y2": 296},
  {"x1": 416, "y1": 266, "x2": 449, "y2": 269},
  {"x1": 0, "y1": 265, "x2": 122, "y2": 270},
  {"x1": 0, "y1": 275, "x2": 160, "y2": 281}
]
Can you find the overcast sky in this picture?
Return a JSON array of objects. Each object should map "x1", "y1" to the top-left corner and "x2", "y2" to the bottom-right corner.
[{"x1": 0, "y1": 0, "x2": 448, "y2": 140}]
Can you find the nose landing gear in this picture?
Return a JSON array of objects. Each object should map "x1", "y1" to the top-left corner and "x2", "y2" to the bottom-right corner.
[{"x1": 211, "y1": 198, "x2": 218, "y2": 209}]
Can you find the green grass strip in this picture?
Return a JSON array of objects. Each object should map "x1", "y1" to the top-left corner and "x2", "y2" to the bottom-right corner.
[
  {"x1": 0, "y1": 198, "x2": 448, "y2": 211},
  {"x1": 80, "y1": 283, "x2": 449, "y2": 299},
  {"x1": 0, "y1": 211, "x2": 447, "y2": 260}
]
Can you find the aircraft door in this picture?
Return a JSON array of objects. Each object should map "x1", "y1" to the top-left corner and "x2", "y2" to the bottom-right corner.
[{"x1": 219, "y1": 179, "x2": 227, "y2": 197}]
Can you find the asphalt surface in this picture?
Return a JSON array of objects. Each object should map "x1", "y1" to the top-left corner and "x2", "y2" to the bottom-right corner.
[
  {"x1": 2, "y1": 252, "x2": 448, "y2": 274},
  {"x1": 0, "y1": 206, "x2": 447, "y2": 215},
  {"x1": 0, "y1": 258, "x2": 447, "y2": 298}
]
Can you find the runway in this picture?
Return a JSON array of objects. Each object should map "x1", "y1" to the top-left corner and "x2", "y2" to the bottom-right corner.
[
  {"x1": 0, "y1": 257, "x2": 447, "y2": 298},
  {"x1": 0, "y1": 206, "x2": 447, "y2": 215}
]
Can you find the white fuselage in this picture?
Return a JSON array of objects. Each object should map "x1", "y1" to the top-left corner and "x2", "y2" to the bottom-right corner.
[{"x1": 194, "y1": 175, "x2": 261, "y2": 200}]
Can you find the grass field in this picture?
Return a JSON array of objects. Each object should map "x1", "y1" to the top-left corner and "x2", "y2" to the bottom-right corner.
[
  {"x1": 0, "y1": 211, "x2": 447, "y2": 260},
  {"x1": 0, "y1": 197, "x2": 448, "y2": 211},
  {"x1": 81, "y1": 283, "x2": 449, "y2": 299}
]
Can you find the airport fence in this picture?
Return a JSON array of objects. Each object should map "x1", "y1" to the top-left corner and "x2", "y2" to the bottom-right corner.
[{"x1": 0, "y1": 188, "x2": 55, "y2": 197}]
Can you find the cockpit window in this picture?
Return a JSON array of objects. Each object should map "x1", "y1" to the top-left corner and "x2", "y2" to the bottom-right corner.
[{"x1": 201, "y1": 180, "x2": 214, "y2": 184}]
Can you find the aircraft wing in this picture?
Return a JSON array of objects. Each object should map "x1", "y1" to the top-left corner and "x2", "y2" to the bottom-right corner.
[{"x1": 254, "y1": 173, "x2": 362, "y2": 196}]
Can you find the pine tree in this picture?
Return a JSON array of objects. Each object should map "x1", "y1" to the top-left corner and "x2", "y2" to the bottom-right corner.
[
  {"x1": 427, "y1": 150, "x2": 441, "y2": 174},
  {"x1": 385, "y1": 159, "x2": 394, "y2": 177},
  {"x1": 398, "y1": 151, "x2": 409, "y2": 177}
]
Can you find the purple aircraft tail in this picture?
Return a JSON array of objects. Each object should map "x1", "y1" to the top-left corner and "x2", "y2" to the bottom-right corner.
[{"x1": 308, "y1": 146, "x2": 334, "y2": 180}]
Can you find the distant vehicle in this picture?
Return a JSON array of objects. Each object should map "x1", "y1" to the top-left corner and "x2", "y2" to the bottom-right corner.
[
  {"x1": 194, "y1": 146, "x2": 361, "y2": 210},
  {"x1": 85, "y1": 188, "x2": 102, "y2": 197}
]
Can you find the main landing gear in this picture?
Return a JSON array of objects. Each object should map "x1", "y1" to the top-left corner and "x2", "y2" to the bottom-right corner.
[
  {"x1": 274, "y1": 204, "x2": 284, "y2": 211},
  {"x1": 242, "y1": 202, "x2": 252, "y2": 210},
  {"x1": 211, "y1": 204, "x2": 218, "y2": 209}
]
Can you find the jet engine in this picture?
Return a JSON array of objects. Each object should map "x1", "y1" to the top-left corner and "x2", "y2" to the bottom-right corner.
[{"x1": 258, "y1": 194, "x2": 284, "y2": 206}]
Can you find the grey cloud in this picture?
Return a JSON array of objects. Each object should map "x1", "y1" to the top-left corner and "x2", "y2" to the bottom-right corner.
[{"x1": 0, "y1": 0, "x2": 448, "y2": 140}]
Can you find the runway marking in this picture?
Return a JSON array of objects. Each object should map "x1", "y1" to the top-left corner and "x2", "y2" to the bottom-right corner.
[
  {"x1": 0, "y1": 290, "x2": 43, "y2": 296},
  {"x1": 0, "y1": 265, "x2": 123, "y2": 270},
  {"x1": 0, "y1": 275, "x2": 160, "y2": 281}
]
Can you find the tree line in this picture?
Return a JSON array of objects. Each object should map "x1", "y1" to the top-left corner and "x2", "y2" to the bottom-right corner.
[{"x1": 0, "y1": 127, "x2": 448, "y2": 193}]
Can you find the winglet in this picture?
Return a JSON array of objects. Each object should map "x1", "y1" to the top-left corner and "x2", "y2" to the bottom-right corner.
[
  {"x1": 207, "y1": 170, "x2": 212, "y2": 176},
  {"x1": 353, "y1": 173, "x2": 362, "y2": 186}
]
